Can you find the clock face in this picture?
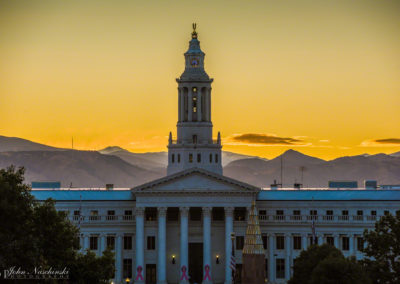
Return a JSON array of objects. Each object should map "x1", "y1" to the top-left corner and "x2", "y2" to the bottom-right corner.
[{"x1": 191, "y1": 58, "x2": 199, "y2": 67}]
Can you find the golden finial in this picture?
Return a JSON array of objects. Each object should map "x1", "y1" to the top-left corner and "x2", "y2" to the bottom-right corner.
[{"x1": 192, "y1": 23, "x2": 198, "y2": 39}]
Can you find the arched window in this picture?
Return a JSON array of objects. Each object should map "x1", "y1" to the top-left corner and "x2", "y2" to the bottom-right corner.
[
  {"x1": 192, "y1": 96, "x2": 197, "y2": 113},
  {"x1": 215, "y1": 154, "x2": 218, "y2": 163},
  {"x1": 197, "y1": 153, "x2": 201, "y2": 163},
  {"x1": 189, "y1": 153, "x2": 193, "y2": 163},
  {"x1": 171, "y1": 154, "x2": 175, "y2": 163},
  {"x1": 209, "y1": 153, "x2": 212, "y2": 163},
  {"x1": 177, "y1": 154, "x2": 181, "y2": 163}
]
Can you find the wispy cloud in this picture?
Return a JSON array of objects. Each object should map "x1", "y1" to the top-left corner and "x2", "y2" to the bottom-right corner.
[
  {"x1": 225, "y1": 133, "x2": 310, "y2": 147},
  {"x1": 360, "y1": 138, "x2": 400, "y2": 147}
]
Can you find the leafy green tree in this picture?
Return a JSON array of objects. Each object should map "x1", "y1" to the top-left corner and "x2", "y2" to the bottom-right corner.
[
  {"x1": 362, "y1": 212, "x2": 400, "y2": 284},
  {"x1": 0, "y1": 166, "x2": 115, "y2": 283},
  {"x1": 289, "y1": 244, "x2": 370, "y2": 284}
]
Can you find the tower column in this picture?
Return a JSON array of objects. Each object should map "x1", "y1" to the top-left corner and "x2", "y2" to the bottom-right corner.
[
  {"x1": 224, "y1": 207, "x2": 234, "y2": 284},
  {"x1": 203, "y1": 207, "x2": 212, "y2": 284},
  {"x1": 100, "y1": 233, "x2": 106, "y2": 253},
  {"x1": 207, "y1": 88, "x2": 211, "y2": 121},
  {"x1": 157, "y1": 207, "x2": 167, "y2": 284},
  {"x1": 334, "y1": 234, "x2": 339, "y2": 249},
  {"x1": 188, "y1": 89, "x2": 193, "y2": 122},
  {"x1": 318, "y1": 234, "x2": 324, "y2": 245},
  {"x1": 178, "y1": 88, "x2": 183, "y2": 122},
  {"x1": 197, "y1": 91, "x2": 202, "y2": 122},
  {"x1": 180, "y1": 207, "x2": 189, "y2": 284},
  {"x1": 135, "y1": 207, "x2": 145, "y2": 284},
  {"x1": 268, "y1": 233, "x2": 275, "y2": 282}
]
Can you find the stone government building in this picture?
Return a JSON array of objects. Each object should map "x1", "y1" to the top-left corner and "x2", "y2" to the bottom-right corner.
[{"x1": 32, "y1": 26, "x2": 400, "y2": 284}]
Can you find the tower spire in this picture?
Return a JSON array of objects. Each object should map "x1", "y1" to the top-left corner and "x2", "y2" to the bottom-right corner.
[{"x1": 192, "y1": 23, "x2": 197, "y2": 39}]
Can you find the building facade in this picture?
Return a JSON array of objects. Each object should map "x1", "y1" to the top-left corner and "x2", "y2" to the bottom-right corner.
[{"x1": 32, "y1": 27, "x2": 400, "y2": 284}]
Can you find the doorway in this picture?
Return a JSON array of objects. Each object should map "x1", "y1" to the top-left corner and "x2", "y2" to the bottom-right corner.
[{"x1": 188, "y1": 243, "x2": 203, "y2": 283}]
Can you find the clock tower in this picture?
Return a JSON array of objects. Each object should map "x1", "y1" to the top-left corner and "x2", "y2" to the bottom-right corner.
[{"x1": 167, "y1": 24, "x2": 222, "y2": 175}]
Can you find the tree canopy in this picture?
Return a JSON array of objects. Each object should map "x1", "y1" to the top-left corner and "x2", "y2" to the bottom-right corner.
[
  {"x1": 362, "y1": 212, "x2": 400, "y2": 284},
  {"x1": 0, "y1": 166, "x2": 115, "y2": 283},
  {"x1": 288, "y1": 244, "x2": 370, "y2": 284}
]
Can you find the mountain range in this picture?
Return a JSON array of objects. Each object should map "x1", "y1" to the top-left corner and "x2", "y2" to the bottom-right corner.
[{"x1": 0, "y1": 135, "x2": 399, "y2": 188}]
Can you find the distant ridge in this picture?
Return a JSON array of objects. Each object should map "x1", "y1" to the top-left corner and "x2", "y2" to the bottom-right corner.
[{"x1": 0, "y1": 135, "x2": 399, "y2": 188}]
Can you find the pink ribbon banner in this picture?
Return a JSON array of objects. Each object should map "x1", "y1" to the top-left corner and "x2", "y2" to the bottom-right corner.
[
  {"x1": 135, "y1": 265, "x2": 144, "y2": 281},
  {"x1": 180, "y1": 265, "x2": 188, "y2": 281},
  {"x1": 204, "y1": 264, "x2": 211, "y2": 281}
]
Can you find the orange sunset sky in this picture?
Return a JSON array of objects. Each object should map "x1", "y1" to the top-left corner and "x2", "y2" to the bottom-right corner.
[{"x1": 1, "y1": 0, "x2": 399, "y2": 160}]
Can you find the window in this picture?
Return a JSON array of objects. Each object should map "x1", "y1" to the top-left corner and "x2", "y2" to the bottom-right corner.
[
  {"x1": 123, "y1": 259, "x2": 132, "y2": 279},
  {"x1": 326, "y1": 210, "x2": 333, "y2": 215},
  {"x1": 212, "y1": 208, "x2": 224, "y2": 221},
  {"x1": 357, "y1": 237, "x2": 364, "y2": 251},
  {"x1": 342, "y1": 236, "x2": 349, "y2": 251},
  {"x1": 107, "y1": 210, "x2": 115, "y2": 220},
  {"x1": 276, "y1": 259, "x2": 285, "y2": 279},
  {"x1": 293, "y1": 210, "x2": 301, "y2": 215},
  {"x1": 197, "y1": 153, "x2": 201, "y2": 163},
  {"x1": 74, "y1": 210, "x2": 80, "y2": 216},
  {"x1": 209, "y1": 153, "x2": 212, "y2": 163},
  {"x1": 147, "y1": 236, "x2": 156, "y2": 250},
  {"x1": 107, "y1": 236, "x2": 115, "y2": 250},
  {"x1": 172, "y1": 154, "x2": 175, "y2": 163},
  {"x1": 124, "y1": 210, "x2": 132, "y2": 220},
  {"x1": 234, "y1": 207, "x2": 246, "y2": 221},
  {"x1": 193, "y1": 135, "x2": 197, "y2": 144},
  {"x1": 190, "y1": 207, "x2": 202, "y2": 221},
  {"x1": 145, "y1": 208, "x2": 157, "y2": 221},
  {"x1": 357, "y1": 210, "x2": 363, "y2": 216},
  {"x1": 90, "y1": 236, "x2": 98, "y2": 250},
  {"x1": 262, "y1": 235, "x2": 268, "y2": 250},
  {"x1": 276, "y1": 210, "x2": 284, "y2": 215},
  {"x1": 189, "y1": 153, "x2": 193, "y2": 163},
  {"x1": 259, "y1": 210, "x2": 267, "y2": 216},
  {"x1": 177, "y1": 154, "x2": 181, "y2": 163},
  {"x1": 384, "y1": 210, "x2": 390, "y2": 216},
  {"x1": 276, "y1": 236, "x2": 285, "y2": 250},
  {"x1": 236, "y1": 236, "x2": 244, "y2": 250},
  {"x1": 342, "y1": 210, "x2": 349, "y2": 215},
  {"x1": 310, "y1": 236, "x2": 318, "y2": 245},
  {"x1": 167, "y1": 207, "x2": 179, "y2": 221},
  {"x1": 293, "y1": 236, "x2": 302, "y2": 250},
  {"x1": 327, "y1": 236, "x2": 334, "y2": 246},
  {"x1": 371, "y1": 210, "x2": 376, "y2": 216},
  {"x1": 90, "y1": 210, "x2": 99, "y2": 220},
  {"x1": 124, "y1": 236, "x2": 132, "y2": 250},
  {"x1": 215, "y1": 154, "x2": 218, "y2": 163}
]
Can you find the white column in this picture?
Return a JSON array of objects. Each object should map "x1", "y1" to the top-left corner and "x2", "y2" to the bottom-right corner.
[
  {"x1": 349, "y1": 234, "x2": 354, "y2": 255},
  {"x1": 334, "y1": 234, "x2": 339, "y2": 249},
  {"x1": 301, "y1": 234, "x2": 307, "y2": 250},
  {"x1": 318, "y1": 234, "x2": 324, "y2": 246},
  {"x1": 285, "y1": 234, "x2": 291, "y2": 280},
  {"x1": 135, "y1": 207, "x2": 145, "y2": 284},
  {"x1": 180, "y1": 207, "x2": 189, "y2": 284},
  {"x1": 197, "y1": 91, "x2": 202, "y2": 122},
  {"x1": 158, "y1": 207, "x2": 167, "y2": 284},
  {"x1": 100, "y1": 234, "x2": 106, "y2": 254},
  {"x1": 83, "y1": 234, "x2": 89, "y2": 252},
  {"x1": 224, "y1": 207, "x2": 234, "y2": 284},
  {"x1": 203, "y1": 207, "x2": 212, "y2": 284},
  {"x1": 268, "y1": 234, "x2": 275, "y2": 282},
  {"x1": 188, "y1": 90, "x2": 193, "y2": 122},
  {"x1": 178, "y1": 88, "x2": 182, "y2": 122},
  {"x1": 116, "y1": 233, "x2": 122, "y2": 283}
]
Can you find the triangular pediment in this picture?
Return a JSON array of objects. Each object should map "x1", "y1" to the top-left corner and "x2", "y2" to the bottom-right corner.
[{"x1": 132, "y1": 167, "x2": 260, "y2": 193}]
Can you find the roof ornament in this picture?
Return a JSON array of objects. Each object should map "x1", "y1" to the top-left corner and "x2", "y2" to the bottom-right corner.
[{"x1": 192, "y1": 23, "x2": 198, "y2": 39}]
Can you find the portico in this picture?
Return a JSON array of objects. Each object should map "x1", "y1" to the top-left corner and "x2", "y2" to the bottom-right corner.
[{"x1": 132, "y1": 167, "x2": 260, "y2": 284}]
